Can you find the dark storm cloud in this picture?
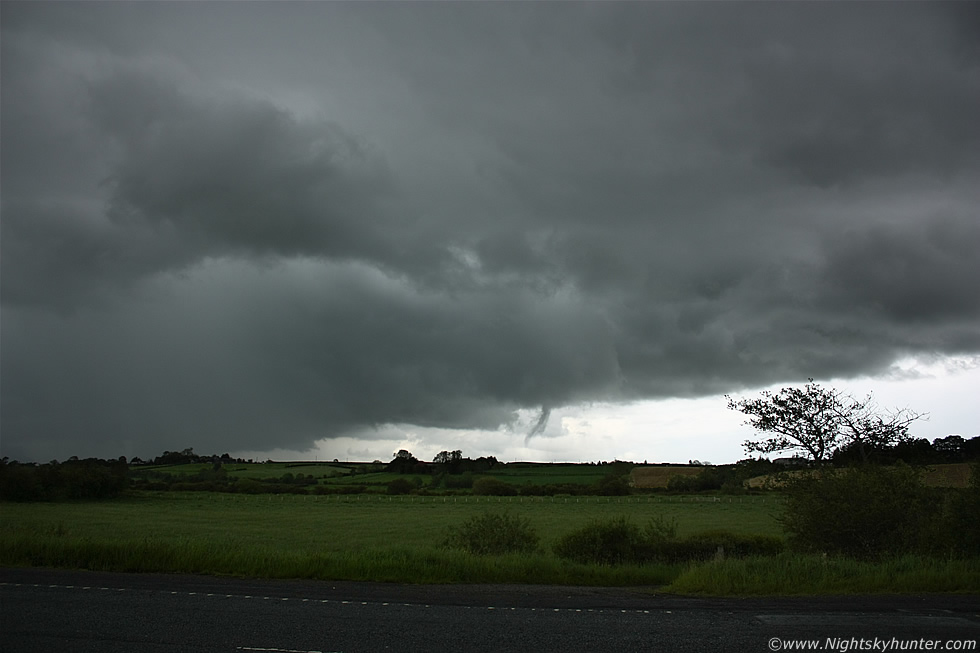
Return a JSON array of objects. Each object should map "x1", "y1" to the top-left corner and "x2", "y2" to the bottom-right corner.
[
  {"x1": 93, "y1": 74, "x2": 400, "y2": 259},
  {"x1": 2, "y1": 2, "x2": 978, "y2": 460},
  {"x1": 1, "y1": 52, "x2": 414, "y2": 308},
  {"x1": 0, "y1": 260, "x2": 621, "y2": 458},
  {"x1": 818, "y1": 216, "x2": 980, "y2": 324}
]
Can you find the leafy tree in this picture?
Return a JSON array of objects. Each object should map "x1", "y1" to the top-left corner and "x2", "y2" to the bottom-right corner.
[
  {"x1": 727, "y1": 379, "x2": 924, "y2": 465},
  {"x1": 934, "y1": 435, "x2": 966, "y2": 462},
  {"x1": 433, "y1": 449, "x2": 464, "y2": 474},
  {"x1": 433, "y1": 450, "x2": 462, "y2": 465},
  {"x1": 385, "y1": 450, "x2": 421, "y2": 474}
]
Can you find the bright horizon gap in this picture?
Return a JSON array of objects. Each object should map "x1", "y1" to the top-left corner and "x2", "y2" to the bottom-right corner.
[{"x1": 228, "y1": 356, "x2": 980, "y2": 466}]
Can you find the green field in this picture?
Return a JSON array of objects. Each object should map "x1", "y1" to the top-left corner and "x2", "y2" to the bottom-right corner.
[
  {"x1": 0, "y1": 492, "x2": 778, "y2": 588},
  {"x1": 3, "y1": 491, "x2": 977, "y2": 593},
  {"x1": 0, "y1": 491, "x2": 784, "y2": 550}
]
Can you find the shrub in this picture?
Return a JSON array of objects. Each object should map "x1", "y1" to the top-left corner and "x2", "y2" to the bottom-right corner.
[
  {"x1": 472, "y1": 477, "x2": 517, "y2": 496},
  {"x1": 781, "y1": 463, "x2": 944, "y2": 559},
  {"x1": 666, "y1": 475, "x2": 699, "y2": 493},
  {"x1": 553, "y1": 515, "x2": 785, "y2": 565},
  {"x1": 596, "y1": 473, "x2": 631, "y2": 496},
  {"x1": 944, "y1": 463, "x2": 980, "y2": 555},
  {"x1": 653, "y1": 531, "x2": 785, "y2": 562},
  {"x1": 665, "y1": 466, "x2": 741, "y2": 493},
  {"x1": 443, "y1": 511, "x2": 540, "y2": 555},
  {"x1": 645, "y1": 514, "x2": 678, "y2": 542},
  {"x1": 444, "y1": 472, "x2": 474, "y2": 490},
  {"x1": 553, "y1": 517, "x2": 653, "y2": 565},
  {"x1": 386, "y1": 478, "x2": 415, "y2": 495},
  {"x1": 518, "y1": 483, "x2": 589, "y2": 497}
]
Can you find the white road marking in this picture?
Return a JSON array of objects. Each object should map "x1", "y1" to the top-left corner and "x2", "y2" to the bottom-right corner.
[
  {"x1": 236, "y1": 647, "x2": 329, "y2": 653},
  {"x1": 1, "y1": 582, "x2": 663, "y2": 615}
]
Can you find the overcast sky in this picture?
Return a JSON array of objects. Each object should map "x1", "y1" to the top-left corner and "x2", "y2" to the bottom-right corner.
[{"x1": 2, "y1": 2, "x2": 978, "y2": 464}]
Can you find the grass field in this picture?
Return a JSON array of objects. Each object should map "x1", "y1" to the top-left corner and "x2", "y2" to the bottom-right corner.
[
  {"x1": 0, "y1": 491, "x2": 786, "y2": 553},
  {"x1": 0, "y1": 492, "x2": 780, "y2": 587},
  {"x1": 3, "y1": 491, "x2": 977, "y2": 593}
]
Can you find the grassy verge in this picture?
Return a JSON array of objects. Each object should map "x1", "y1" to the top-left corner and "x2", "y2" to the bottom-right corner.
[
  {"x1": 0, "y1": 531, "x2": 682, "y2": 586},
  {"x1": 664, "y1": 554, "x2": 980, "y2": 595}
]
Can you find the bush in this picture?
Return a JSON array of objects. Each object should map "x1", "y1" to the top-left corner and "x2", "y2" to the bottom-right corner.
[
  {"x1": 553, "y1": 517, "x2": 653, "y2": 565},
  {"x1": 472, "y1": 477, "x2": 517, "y2": 496},
  {"x1": 665, "y1": 466, "x2": 742, "y2": 493},
  {"x1": 444, "y1": 472, "x2": 474, "y2": 490},
  {"x1": 943, "y1": 463, "x2": 980, "y2": 555},
  {"x1": 596, "y1": 473, "x2": 631, "y2": 495},
  {"x1": 518, "y1": 483, "x2": 589, "y2": 496},
  {"x1": 666, "y1": 475, "x2": 699, "y2": 493},
  {"x1": 386, "y1": 478, "x2": 416, "y2": 495},
  {"x1": 443, "y1": 511, "x2": 540, "y2": 555},
  {"x1": 781, "y1": 463, "x2": 944, "y2": 559},
  {"x1": 646, "y1": 514, "x2": 678, "y2": 542},
  {"x1": 553, "y1": 515, "x2": 785, "y2": 565},
  {"x1": 653, "y1": 531, "x2": 785, "y2": 562}
]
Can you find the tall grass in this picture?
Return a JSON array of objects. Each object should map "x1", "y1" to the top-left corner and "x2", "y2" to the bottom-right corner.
[
  {"x1": 0, "y1": 531, "x2": 681, "y2": 586},
  {"x1": 665, "y1": 554, "x2": 980, "y2": 595}
]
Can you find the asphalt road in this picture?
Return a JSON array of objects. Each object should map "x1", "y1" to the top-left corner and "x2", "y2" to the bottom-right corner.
[{"x1": 2, "y1": 568, "x2": 977, "y2": 653}]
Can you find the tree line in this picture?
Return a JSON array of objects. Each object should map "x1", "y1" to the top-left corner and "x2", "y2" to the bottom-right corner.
[
  {"x1": 129, "y1": 448, "x2": 251, "y2": 466},
  {"x1": 385, "y1": 449, "x2": 500, "y2": 475},
  {"x1": 0, "y1": 457, "x2": 129, "y2": 501}
]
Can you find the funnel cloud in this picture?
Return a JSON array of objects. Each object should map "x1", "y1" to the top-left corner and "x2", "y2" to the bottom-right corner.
[{"x1": 526, "y1": 407, "x2": 553, "y2": 445}]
